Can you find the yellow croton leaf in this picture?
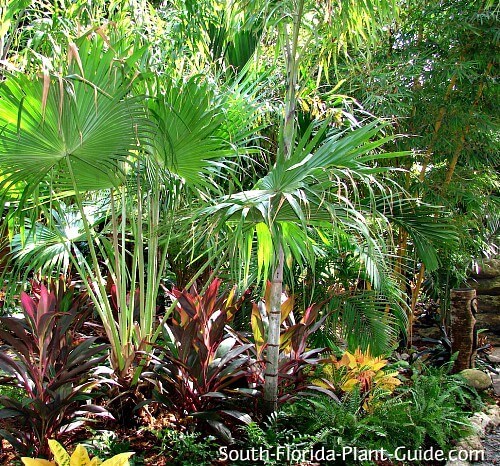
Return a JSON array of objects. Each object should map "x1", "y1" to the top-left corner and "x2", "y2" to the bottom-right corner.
[
  {"x1": 341, "y1": 378, "x2": 360, "y2": 392},
  {"x1": 22, "y1": 442, "x2": 132, "y2": 466},
  {"x1": 48, "y1": 440, "x2": 70, "y2": 466},
  {"x1": 70, "y1": 444, "x2": 92, "y2": 466},
  {"x1": 336, "y1": 352, "x2": 353, "y2": 369},
  {"x1": 100, "y1": 452, "x2": 134, "y2": 466},
  {"x1": 370, "y1": 358, "x2": 388, "y2": 372},
  {"x1": 375, "y1": 372, "x2": 402, "y2": 391},
  {"x1": 21, "y1": 459, "x2": 56, "y2": 466}
]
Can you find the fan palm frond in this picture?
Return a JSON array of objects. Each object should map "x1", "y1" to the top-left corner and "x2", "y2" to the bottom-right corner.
[{"x1": 0, "y1": 35, "x2": 141, "y2": 206}]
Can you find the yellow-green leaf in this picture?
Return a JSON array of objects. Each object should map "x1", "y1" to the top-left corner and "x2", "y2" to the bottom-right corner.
[
  {"x1": 70, "y1": 445, "x2": 92, "y2": 466},
  {"x1": 255, "y1": 222, "x2": 272, "y2": 282},
  {"x1": 251, "y1": 303, "x2": 266, "y2": 358},
  {"x1": 341, "y1": 378, "x2": 359, "y2": 392},
  {"x1": 280, "y1": 296, "x2": 294, "y2": 324},
  {"x1": 21, "y1": 459, "x2": 56, "y2": 466},
  {"x1": 48, "y1": 440, "x2": 70, "y2": 466}
]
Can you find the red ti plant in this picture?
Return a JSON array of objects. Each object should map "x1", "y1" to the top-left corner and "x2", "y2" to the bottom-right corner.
[
  {"x1": 0, "y1": 281, "x2": 111, "y2": 458},
  {"x1": 142, "y1": 279, "x2": 253, "y2": 439},
  {"x1": 249, "y1": 282, "x2": 336, "y2": 404}
]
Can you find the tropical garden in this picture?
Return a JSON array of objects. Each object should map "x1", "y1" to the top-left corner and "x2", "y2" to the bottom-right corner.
[{"x1": 0, "y1": 0, "x2": 498, "y2": 464}]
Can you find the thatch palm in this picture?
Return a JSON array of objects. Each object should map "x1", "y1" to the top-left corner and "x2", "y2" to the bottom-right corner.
[
  {"x1": 0, "y1": 36, "x2": 140, "y2": 371},
  {"x1": 0, "y1": 33, "x2": 254, "y2": 378},
  {"x1": 195, "y1": 119, "x2": 408, "y2": 407}
]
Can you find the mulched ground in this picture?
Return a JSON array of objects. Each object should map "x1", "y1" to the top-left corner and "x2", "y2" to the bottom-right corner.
[{"x1": 476, "y1": 425, "x2": 500, "y2": 466}]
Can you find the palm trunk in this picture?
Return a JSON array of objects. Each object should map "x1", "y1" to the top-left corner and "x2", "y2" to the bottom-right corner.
[
  {"x1": 263, "y1": 247, "x2": 284, "y2": 413},
  {"x1": 262, "y1": 0, "x2": 303, "y2": 414}
]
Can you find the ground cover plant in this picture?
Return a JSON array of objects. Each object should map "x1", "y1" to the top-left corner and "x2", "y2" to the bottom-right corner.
[{"x1": 0, "y1": 0, "x2": 497, "y2": 464}]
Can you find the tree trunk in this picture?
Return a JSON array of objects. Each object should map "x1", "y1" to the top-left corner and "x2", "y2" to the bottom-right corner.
[
  {"x1": 262, "y1": 0, "x2": 304, "y2": 414},
  {"x1": 450, "y1": 288, "x2": 477, "y2": 372},
  {"x1": 263, "y1": 247, "x2": 284, "y2": 414}
]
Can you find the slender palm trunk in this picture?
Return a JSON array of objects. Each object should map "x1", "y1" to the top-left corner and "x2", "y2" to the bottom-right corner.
[
  {"x1": 262, "y1": 0, "x2": 304, "y2": 414},
  {"x1": 263, "y1": 248, "x2": 284, "y2": 413}
]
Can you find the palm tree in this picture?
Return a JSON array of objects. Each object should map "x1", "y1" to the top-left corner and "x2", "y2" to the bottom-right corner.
[
  {"x1": 0, "y1": 27, "x2": 258, "y2": 379},
  {"x1": 193, "y1": 0, "x2": 459, "y2": 413},
  {"x1": 196, "y1": 117, "x2": 419, "y2": 412}
]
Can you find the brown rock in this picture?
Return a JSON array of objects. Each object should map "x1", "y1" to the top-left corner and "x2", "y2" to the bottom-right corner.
[
  {"x1": 468, "y1": 277, "x2": 500, "y2": 296},
  {"x1": 472, "y1": 259, "x2": 500, "y2": 279},
  {"x1": 476, "y1": 295, "x2": 500, "y2": 314},
  {"x1": 475, "y1": 312, "x2": 500, "y2": 334}
]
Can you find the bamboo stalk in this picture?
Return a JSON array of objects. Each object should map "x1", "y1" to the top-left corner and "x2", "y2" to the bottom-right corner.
[
  {"x1": 418, "y1": 74, "x2": 458, "y2": 181},
  {"x1": 443, "y1": 63, "x2": 493, "y2": 188}
]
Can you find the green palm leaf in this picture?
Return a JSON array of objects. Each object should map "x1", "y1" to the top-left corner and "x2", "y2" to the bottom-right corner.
[
  {"x1": 196, "y1": 120, "x2": 404, "y2": 285},
  {"x1": 149, "y1": 76, "x2": 249, "y2": 186},
  {"x1": 0, "y1": 36, "x2": 140, "y2": 202},
  {"x1": 328, "y1": 291, "x2": 405, "y2": 356}
]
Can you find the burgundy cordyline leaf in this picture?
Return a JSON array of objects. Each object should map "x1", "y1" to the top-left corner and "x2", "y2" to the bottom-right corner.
[
  {"x1": 110, "y1": 284, "x2": 118, "y2": 311},
  {"x1": 20, "y1": 292, "x2": 36, "y2": 322},
  {"x1": 202, "y1": 278, "x2": 221, "y2": 314},
  {"x1": 38, "y1": 285, "x2": 50, "y2": 323}
]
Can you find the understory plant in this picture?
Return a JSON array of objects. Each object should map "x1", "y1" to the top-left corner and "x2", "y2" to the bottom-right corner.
[
  {"x1": 315, "y1": 347, "x2": 401, "y2": 409},
  {"x1": 151, "y1": 428, "x2": 219, "y2": 466},
  {"x1": 249, "y1": 282, "x2": 332, "y2": 404},
  {"x1": 232, "y1": 413, "x2": 320, "y2": 466},
  {"x1": 0, "y1": 282, "x2": 111, "y2": 457},
  {"x1": 142, "y1": 279, "x2": 253, "y2": 439},
  {"x1": 282, "y1": 366, "x2": 481, "y2": 464}
]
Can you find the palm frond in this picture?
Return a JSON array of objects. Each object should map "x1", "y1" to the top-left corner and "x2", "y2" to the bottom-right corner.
[
  {"x1": 328, "y1": 291, "x2": 406, "y2": 356},
  {"x1": 0, "y1": 35, "x2": 141, "y2": 206}
]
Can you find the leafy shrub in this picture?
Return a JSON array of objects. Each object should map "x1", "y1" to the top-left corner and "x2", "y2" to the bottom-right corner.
[
  {"x1": 83, "y1": 430, "x2": 145, "y2": 466},
  {"x1": 283, "y1": 366, "x2": 482, "y2": 463},
  {"x1": 399, "y1": 366, "x2": 482, "y2": 449},
  {"x1": 249, "y1": 283, "x2": 332, "y2": 403},
  {"x1": 234, "y1": 413, "x2": 320, "y2": 466},
  {"x1": 315, "y1": 347, "x2": 401, "y2": 409},
  {"x1": 142, "y1": 279, "x2": 253, "y2": 439},
  {"x1": 0, "y1": 282, "x2": 111, "y2": 457}
]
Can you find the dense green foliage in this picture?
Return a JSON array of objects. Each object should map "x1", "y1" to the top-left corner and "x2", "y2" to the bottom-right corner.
[{"x1": 0, "y1": 0, "x2": 497, "y2": 462}]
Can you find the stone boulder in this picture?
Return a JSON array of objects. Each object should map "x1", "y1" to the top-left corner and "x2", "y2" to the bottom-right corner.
[
  {"x1": 459, "y1": 369, "x2": 492, "y2": 390},
  {"x1": 472, "y1": 258, "x2": 500, "y2": 279},
  {"x1": 469, "y1": 276, "x2": 500, "y2": 296},
  {"x1": 475, "y1": 309, "x2": 500, "y2": 334}
]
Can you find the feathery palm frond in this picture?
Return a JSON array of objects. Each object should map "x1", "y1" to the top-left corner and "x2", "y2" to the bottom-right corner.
[{"x1": 328, "y1": 291, "x2": 405, "y2": 356}]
